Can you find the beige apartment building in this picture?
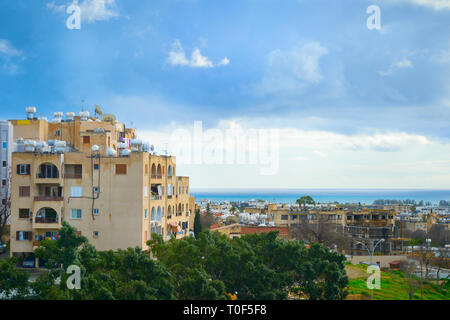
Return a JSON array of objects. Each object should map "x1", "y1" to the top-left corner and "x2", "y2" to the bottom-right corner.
[{"x1": 10, "y1": 108, "x2": 194, "y2": 262}]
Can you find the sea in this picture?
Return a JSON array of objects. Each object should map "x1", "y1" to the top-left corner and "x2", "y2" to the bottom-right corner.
[{"x1": 190, "y1": 189, "x2": 450, "y2": 205}]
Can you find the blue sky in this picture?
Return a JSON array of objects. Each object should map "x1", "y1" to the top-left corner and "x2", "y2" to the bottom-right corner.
[{"x1": 1, "y1": 0, "x2": 450, "y2": 189}]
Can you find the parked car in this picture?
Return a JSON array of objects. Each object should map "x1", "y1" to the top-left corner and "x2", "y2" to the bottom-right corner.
[
  {"x1": 0, "y1": 242, "x2": 6, "y2": 254},
  {"x1": 22, "y1": 256, "x2": 36, "y2": 268}
]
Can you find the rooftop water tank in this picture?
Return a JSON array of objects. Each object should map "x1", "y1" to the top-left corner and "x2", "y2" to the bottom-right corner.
[
  {"x1": 120, "y1": 149, "x2": 130, "y2": 157},
  {"x1": 117, "y1": 142, "x2": 128, "y2": 149},
  {"x1": 79, "y1": 111, "x2": 90, "y2": 121},
  {"x1": 66, "y1": 112, "x2": 75, "y2": 121},
  {"x1": 107, "y1": 148, "x2": 117, "y2": 157}
]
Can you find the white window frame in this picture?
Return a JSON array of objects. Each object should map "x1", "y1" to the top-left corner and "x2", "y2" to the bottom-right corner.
[
  {"x1": 70, "y1": 209, "x2": 82, "y2": 220},
  {"x1": 19, "y1": 164, "x2": 29, "y2": 175},
  {"x1": 70, "y1": 186, "x2": 82, "y2": 197}
]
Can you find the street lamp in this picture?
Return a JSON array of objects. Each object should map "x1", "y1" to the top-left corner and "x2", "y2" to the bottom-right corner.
[{"x1": 356, "y1": 238, "x2": 385, "y2": 300}]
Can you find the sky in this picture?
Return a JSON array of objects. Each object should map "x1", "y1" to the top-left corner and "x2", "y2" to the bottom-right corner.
[{"x1": 0, "y1": 0, "x2": 450, "y2": 189}]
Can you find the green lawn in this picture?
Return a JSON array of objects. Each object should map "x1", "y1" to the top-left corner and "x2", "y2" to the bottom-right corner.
[{"x1": 346, "y1": 264, "x2": 450, "y2": 300}]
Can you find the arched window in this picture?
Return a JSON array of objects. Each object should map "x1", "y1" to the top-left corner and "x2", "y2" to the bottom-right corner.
[
  {"x1": 36, "y1": 207, "x2": 58, "y2": 223},
  {"x1": 38, "y1": 163, "x2": 59, "y2": 179},
  {"x1": 157, "y1": 164, "x2": 162, "y2": 178},
  {"x1": 157, "y1": 206, "x2": 162, "y2": 221},
  {"x1": 151, "y1": 207, "x2": 156, "y2": 221},
  {"x1": 178, "y1": 203, "x2": 182, "y2": 215},
  {"x1": 168, "y1": 206, "x2": 172, "y2": 217},
  {"x1": 168, "y1": 165, "x2": 173, "y2": 177},
  {"x1": 151, "y1": 164, "x2": 156, "y2": 178}
]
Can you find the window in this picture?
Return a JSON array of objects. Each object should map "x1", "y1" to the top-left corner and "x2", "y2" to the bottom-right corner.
[
  {"x1": 93, "y1": 231, "x2": 99, "y2": 238},
  {"x1": 281, "y1": 215, "x2": 288, "y2": 220},
  {"x1": 2, "y1": 180, "x2": 6, "y2": 186},
  {"x1": 19, "y1": 186, "x2": 30, "y2": 197},
  {"x1": 151, "y1": 207, "x2": 156, "y2": 221},
  {"x1": 94, "y1": 164, "x2": 99, "y2": 170},
  {"x1": 19, "y1": 208, "x2": 30, "y2": 219},
  {"x1": 64, "y1": 164, "x2": 82, "y2": 179},
  {"x1": 16, "y1": 231, "x2": 32, "y2": 241},
  {"x1": 37, "y1": 163, "x2": 59, "y2": 179},
  {"x1": 145, "y1": 164, "x2": 148, "y2": 175},
  {"x1": 70, "y1": 209, "x2": 82, "y2": 219},
  {"x1": 115, "y1": 164, "x2": 127, "y2": 175},
  {"x1": 70, "y1": 186, "x2": 82, "y2": 197},
  {"x1": 2, "y1": 161, "x2": 6, "y2": 167},
  {"x1": 17, "y1": 164, "x2": 31, "y2": 175},
  {"x1": 167, "y1": 184, "x2": 173, "y2": 196},
  {"x1": 2, "y1": 142, "x2": 6, "y2": 149},
  {"x1": 54, "y1": 130, "x2": 60, "y2": 136},
  {"x1": 83, "y1": 136, "x2": 90, "y2": 144},
  {"x1": 144, "y1": 209, "x2": 148, "y2": 219},
  {"x1": 93, "y1": 209, "x2": 99, "y2": 216},
  {"x1": 144, "y1": 186, "x2": 148, "y2": 198}
]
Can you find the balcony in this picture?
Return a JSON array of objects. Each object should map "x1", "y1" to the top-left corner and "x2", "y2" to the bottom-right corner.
[
  {"x1": 34, "y1": 217, "x2": 58, "y2": 224},
  {"x1": 151, "y1": 174, "x2": 162, "y2": 180},
  {"x1": 32, "y1": 207, "x2": 62, "y2": 229},
  {"x1": 151, "y1": 194, "x2": 162, "y2": 200}
]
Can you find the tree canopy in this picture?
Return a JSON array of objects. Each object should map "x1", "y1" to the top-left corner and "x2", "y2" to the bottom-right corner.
[{"x1": 1, "y1": 222, "x2": 348, "y2": 300}]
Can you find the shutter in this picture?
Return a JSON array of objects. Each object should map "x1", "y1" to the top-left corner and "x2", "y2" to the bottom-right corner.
[
  {"x1": 17, "y1": 165, "x2": 20, "y2": 174},
  {"x1": 16, "y1": 231, "x2": 19, "y2": 240},
  {"x1": 27, "y1": 164, "x2": 31, "y2": 174},
  {"x1": 28, "y1": 232, "x2": 33, "y2": 241}
]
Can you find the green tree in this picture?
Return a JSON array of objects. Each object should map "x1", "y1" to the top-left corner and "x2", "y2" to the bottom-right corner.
[
  {"x1": 0, "y1": 257, "x2": 30, "y2": 299},
  {"x1": 194, "y1": 209, "x2": 202, "y2": 238},
  {"x1": 206, "y1": 203, "x2": 211, "y2": 215},
  {"x1": 33, "y1": 222, "x2": 174, "y2": 300},
  {"x1": 296, "y1": 196, "x2": 315, "y2": 208}
]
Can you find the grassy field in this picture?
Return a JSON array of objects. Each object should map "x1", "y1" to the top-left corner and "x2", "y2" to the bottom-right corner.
[{"x1": 345, "y1": 264, "x2": 450, "y2": 300}]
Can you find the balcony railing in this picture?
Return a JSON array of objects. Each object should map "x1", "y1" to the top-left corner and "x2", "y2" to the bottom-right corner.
[
  {"x1": 151, "y1": 195, "x2": 162, "y2": 200},
  {"x1": 35, "y1": 217, "x2": 58, "y2": 224},
  {"x1": 151, "y1": 174, "x2": 163, "y2": 179},
  {"x1": 36, "y1": 173, "x2": 59, "y2": 179},
  {"x1": 34, "y1": 196, "x2": 64, "y2": 202}
]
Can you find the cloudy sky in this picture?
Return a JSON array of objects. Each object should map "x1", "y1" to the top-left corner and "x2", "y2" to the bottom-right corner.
[{"x1": 0, "y1": 0, "x2": 449, "y2": 189}]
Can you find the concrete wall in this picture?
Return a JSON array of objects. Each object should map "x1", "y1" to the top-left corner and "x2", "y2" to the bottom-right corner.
[{"x1": 348, "y1": 255, "x2": 408, "y2": 269}]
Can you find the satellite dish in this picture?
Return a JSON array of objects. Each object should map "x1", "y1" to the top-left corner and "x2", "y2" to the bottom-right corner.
[{"x1": 94, "y1": 104, "x2": 103, "y2": 116}]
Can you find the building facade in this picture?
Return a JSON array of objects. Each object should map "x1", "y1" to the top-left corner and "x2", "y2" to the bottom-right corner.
[
  {"x1": 9, "y1": 108, "x2": 193, "y2": 262},
  {"x1": 0, "y1": 120, "x2": 13, "y2": 213}
]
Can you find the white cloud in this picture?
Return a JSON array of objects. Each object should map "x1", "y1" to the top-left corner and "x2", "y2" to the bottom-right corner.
[
  {"x1": 46, "y1": 1, "x2": 66, "y2": 13},
  {"x1": 0, "y1": 39, "x2": 22, "y2": 57},
  {"x1": 190, "y1": 48, "x2": 214, "y2": 68},
  {"x1": 47, "y1": 0, "x2": 119, "y2": 23},
  {"x1": 256, "y1": 41, "x2": 328, "y2": 96},
  {"x1": 166, "y1": 39, "x2": 229, "y2": 68},
  {"x1": 378, "y1": 57, "x2": 413, "y2": 76},
  {"x1": 218, "y1": 57, "x2": 230, "y2": 66},
  {"x1": 387, "y1": 0, "x2": 450, "y2": 10}
]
